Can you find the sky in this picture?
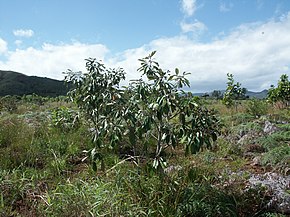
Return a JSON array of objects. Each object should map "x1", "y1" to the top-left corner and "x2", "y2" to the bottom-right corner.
[{"x1": 0, "y1": 0, "x2": 290, "y2": 92}]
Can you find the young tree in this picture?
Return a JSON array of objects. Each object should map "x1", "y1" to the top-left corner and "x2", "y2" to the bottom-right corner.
[
  {"x1": 65, "y1": 52, "x2": 221, "y2": 172},
  {"x1": 124, "y1": 51, "x2": 221, "y2": 170},
  {"x1": 64, "y1": 58, "x2": 126, "y2": 170},
  {"x1": 267, "y1": 74, "x2": 290, "y2": 108},
  {"x1": 222, "y1": 73, "x2": 246, "y2": 111},
  {"x1": 211, "y1": 90, "x2": 223, "y2": 100}
]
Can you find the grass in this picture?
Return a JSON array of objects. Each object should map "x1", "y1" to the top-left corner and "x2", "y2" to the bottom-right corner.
[{"x1": 0, "y1": 97, "x2": 289, "y2": 216}]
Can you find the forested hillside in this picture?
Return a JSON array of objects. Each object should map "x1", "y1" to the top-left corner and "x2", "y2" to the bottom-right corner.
[{"x1": 0, "y1": 70, "x2": 69, "y2": 96}]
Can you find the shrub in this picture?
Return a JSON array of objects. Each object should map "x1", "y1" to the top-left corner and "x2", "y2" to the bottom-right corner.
[
  {"x1": 222, "y1": 73, "x2": 247, "y2": 111},
  {"x1": 247, "y1": 98, "x2": 268, "y2": 117},
  {"x1": 51, "y1": 106, "x2": 79, "y2": 132},
  {"x1": 261, "y1": 145, "x2": 290, "y2": 171},
  {"x1": 0, "y1": 95, "x2": 18, "y2": 113},
  {"x1": 65, "y1": 52, "x2": 221, "y2": 172},
  {"x1": 0, "y1": 116, "x2": 35, "y2": 169},
  {"x1": 258, "y1": 131, "x2": 290, "y2": 151},
  {"x1": 267, "y1": 74, "x2": 290, "y2": 108},
  {"x1": 177, "y1": 184, "x2": 238, "y2": 217}
]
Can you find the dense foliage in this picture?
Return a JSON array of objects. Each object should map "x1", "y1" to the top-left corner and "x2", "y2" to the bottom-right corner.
[
  {"x1": 223, "y1": 73, "x2": 247, "y2": 110},
  {"x1": 65, "y1": 52, "x2": 221, "y2": 171},
  {"x1": 267, "y1": 74, "x2": 290, "y2": 108},
  {"x1": 0, "y1": 56, "x2": 289, "y2": 216},
  {"x1": 0, "y1": 95, "x2": 289, "y2": 216}
]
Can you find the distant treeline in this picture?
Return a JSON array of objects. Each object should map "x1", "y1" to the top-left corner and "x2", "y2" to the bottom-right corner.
[
  {"x1": 0, "y1": 70, "x2": 268, "y2": 98},
  {"x1": 0, "y1": 70, "x2": 70, "y2": 97}
]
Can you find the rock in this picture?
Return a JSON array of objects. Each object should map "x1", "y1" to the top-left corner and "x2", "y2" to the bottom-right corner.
[
  {"x1": 164, "y1": 165, "x2": 182, "y2": 174},
  {"x1": 248, "y1": 172, "x2": 290, "y2": 214},
  {"x1": 251, "y1": 156, "x2": 262, "y2": 166},
  {"x1": 237, "y1": 134, "x2": 250, "y2": 145},
  {"x1": 263, "y1": 121, "x2": 279, "y2": 135}
]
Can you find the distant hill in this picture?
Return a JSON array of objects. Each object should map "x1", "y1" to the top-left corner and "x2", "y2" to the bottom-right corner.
[
  {"x1": 193, "y1": 89, "x2": 268, "y2": 99},
  {"x1": 0, "y1": 70, "x2": 69, "y2": 97},
  {"x1": 0, "y1": 70, "x2": 269, "y2": 99},
  {"x1": 246, "y1": 90, "x2": 268, "y2": 99}
]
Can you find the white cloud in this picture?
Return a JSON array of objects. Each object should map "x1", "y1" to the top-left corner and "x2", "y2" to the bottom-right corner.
[
  {"x1": 181, "y1": 0, "x2": 197, "y2": 17},
  {"x1": 0, "y1": 38, "x2": 8, "y2": 54},
  {"x1": 1, "y1": 13, "x2": 290, "y2": 92},
  {"x1": 219, "y1": 2, "x2": 233, "y2": 12},
  {"x1": 13, "y1": 29, "x2": 34, "y2": 37},
  {"x1": 0, "y1": 42, "x2": 108, "y2": 80},
  {"x1": 180, "y1": 1, "x2": 206, "y2": 37},
  {"x1": 107, "y1": 12, "x2": 290, "y2": 92},
  {"x1": 15, "y1": 40, "x2": 22, "y2": 46},
  {"x1": 180, "y1": 20, "x2": 207, "y2": 35}
]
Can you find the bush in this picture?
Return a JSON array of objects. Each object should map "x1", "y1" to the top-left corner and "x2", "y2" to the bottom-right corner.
[
  {"x1": 258, "y1": 131, "x2": 290, "y2": 151},
  {"x1": 246, "y1": 98, "x2": 268, "y2": 117},
  {"x1": 51, "y1": 106, "x2": 79, "y2": 132},
  {"x1": 261, "y1": 145, "x2": 290, "y2": 170},
  {"x1": 65, "y1": 52, "x2": 221, "y2": 172},
  {"x1": 177, "y1": 184, "x2": 237, "y2": 217},
  {"x1": 0, "y1": 116, "x2": 35, "y2": 169},
  {"x1": 267, "y1": 74, "x2": 290, "y2": 108},
  {"x1": 0, "y1": 96, "x2": 18, "y2": 113}
]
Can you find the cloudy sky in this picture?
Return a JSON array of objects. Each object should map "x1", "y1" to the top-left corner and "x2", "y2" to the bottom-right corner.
[{"x1": 0, "y1": 0, "x2": 290, "y2": 92}]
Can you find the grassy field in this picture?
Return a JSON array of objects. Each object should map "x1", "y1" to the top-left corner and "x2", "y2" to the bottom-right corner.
[{"x1": 0, "y1": 96, "x2": 289, "y2": 216}]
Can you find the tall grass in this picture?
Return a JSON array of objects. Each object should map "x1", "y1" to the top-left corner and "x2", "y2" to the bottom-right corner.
[{"x1": 0, "y1": 97, "x2": 288, "y2": 216}]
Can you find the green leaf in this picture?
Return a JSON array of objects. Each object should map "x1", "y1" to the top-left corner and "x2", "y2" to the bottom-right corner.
[
  {"x1": 92, "y1": 161, "x2": 97, "y2": 171},
  {"x1": 153, "y1": 158, "x2": 159, "y2": 169},
  {"x1": 165, "y1": 134, "x2": 171, "y2": 144},
  {"x1": 129, "y1": 128, "x2": 136, "y2": 145},
  {"x1": 211, "y1": 132, "x2": 218, "y2": 141},
  {"x1": 181, "y1": 135, "x2": 187, "y2": 144},
  {"x1": 185, "y1": 144, "x2": 190, "y2": 155},
  {"x1": 171, "y1": 135, "x2": 177, "y2": 148},
  {"x1": 157, "y1": 110, "x2": 162, "y2": 121},
  {"x1": 161, "y1": 133, "x2": 167, "y2": 141},
  {"x1": 175, "y1": 68, "x2": 179, "y2": 75},
  {"x1": 204, "y1": 137, "x2": 212, "y2": 149}
]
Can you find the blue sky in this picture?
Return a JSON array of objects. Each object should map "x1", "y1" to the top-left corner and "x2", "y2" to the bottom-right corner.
[{"x1": 1, "y1": 0, "x2": 290, "y2": 92}]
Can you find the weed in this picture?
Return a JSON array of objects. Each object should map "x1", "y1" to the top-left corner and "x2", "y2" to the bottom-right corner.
[
  {"x1": 247, "y1": 98, "x2": 269, "y2": 118},
  {"x1": 0, "y1": 96, "x2": 288, "y2": 216},
  {"x1": 260, "y1": 145, "x2": 290, "y2": 171},
  {"x1": 51, "y1": 106, "x2": 79, "y2": 132},
  {"x1": 177, "y1": 183, "x2": 238, "y2": 217},
  {"x1": 258, "y1": 131, "x2": 290, "y2": 151}
]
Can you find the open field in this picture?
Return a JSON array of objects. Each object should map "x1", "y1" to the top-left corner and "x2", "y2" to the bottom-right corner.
[{"x1": 0, "y1": 95, "x2": 289, "y2": 216}]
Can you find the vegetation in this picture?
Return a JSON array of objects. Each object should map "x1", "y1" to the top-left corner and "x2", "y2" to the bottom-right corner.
[
  {"x1": 0, "y1": 54, "x2": 289, "y2": 216},
  {"x1": 64, "y1": 52, "x2": 220, "y2": 172},
  {"x1": 0, "y1": 70, "x2": 70, "y2": 97},
  {"x1": 267, "y1": 74, "x2": 290, "y2": 108},
  {"x1": 211, "y1": 90, "x2": 223, "y2": 99},
  {"x1": 223, "y1": 73, "x2": 247, "y2": 111}
]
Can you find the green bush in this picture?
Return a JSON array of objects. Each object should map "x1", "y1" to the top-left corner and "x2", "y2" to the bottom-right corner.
[
  {"x1": 267, "y1": 74, "x2": 290, "y2": 108},
  {"x1": 0, "y1": 169, "x2": 43, "y2": 217},
  {"x1": 261, "y1": 145, "x2": 290, "y2": 170},
  {"x1": 246, "y1": 98, "x2": 268, "y2": 117},
  {"x1": 65, "y1": 52, "x2": 221, "y2": 172},
  {"x1": 51, "y1": 106, "x2": 79, "y2": 132},
  {"x1": 0, "y1": 96, "x2": 19, "y2": 113},
  {"x1": 0, "y1": 116, "x2": 35, "y2": 169},
  {"x1": 177, "y1": 184, "x2": 237, "y2": 217},
  {"x1": 258, "y1": 131, "x2": 290, "y2": 151}
]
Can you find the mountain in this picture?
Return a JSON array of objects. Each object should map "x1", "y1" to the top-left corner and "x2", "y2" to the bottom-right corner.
[
  {"x1": 0, "y1": 70, "x2": 69, "y2": 97},
  {"x1": 194, "y1": 89, "x2": 268, "y2": 99},
  {"x1": 1, "y1": 70, "x2": 269, "y2": 99},
  {"x1": 245, "y1": 90, "x2": 268, "y2": 99}
]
